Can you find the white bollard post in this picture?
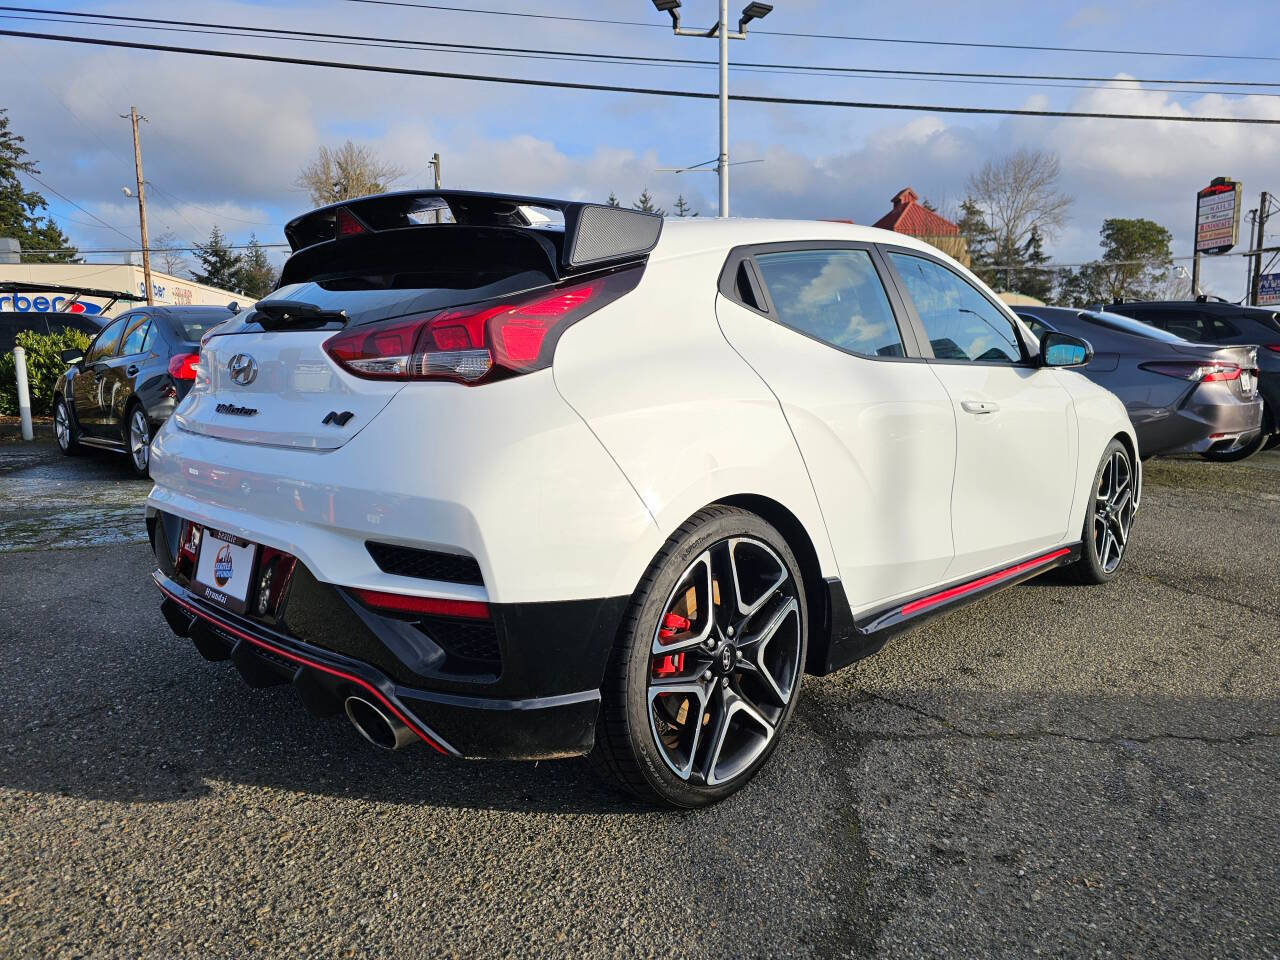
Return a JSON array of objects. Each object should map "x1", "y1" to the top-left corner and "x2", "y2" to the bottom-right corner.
[{"x1": 13, "y1": 346, "x2": 34, "y2": 441}]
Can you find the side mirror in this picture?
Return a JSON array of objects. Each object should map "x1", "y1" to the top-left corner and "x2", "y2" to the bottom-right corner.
[
  {"x1": 1040, "y1": 331, "x2": 1093, "y2": 368},
  {"x1": 60, "y1": 348, "x2": 84, "y2": 366}
]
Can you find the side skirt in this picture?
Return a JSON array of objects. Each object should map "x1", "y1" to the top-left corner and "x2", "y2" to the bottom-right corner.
[{"x1": 808, "y1": 543, "x2": 1082, "y2": 676}]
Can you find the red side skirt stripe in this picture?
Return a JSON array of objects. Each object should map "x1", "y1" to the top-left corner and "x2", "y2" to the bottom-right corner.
[{"x1": 899, "y1": 547, "x2": 1072, "y2": 618}]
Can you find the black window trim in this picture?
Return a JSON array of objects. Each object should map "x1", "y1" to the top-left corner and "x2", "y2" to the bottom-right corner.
[
  {"x1": 878, "y1": 243, "x2": 1038, "y2": 367},
  {"x1": 717, "y1": 240, "x2": 926, "y2": 362}
]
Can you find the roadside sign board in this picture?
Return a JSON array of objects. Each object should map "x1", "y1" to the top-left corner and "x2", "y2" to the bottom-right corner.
[
  {"x1": 1196, "y1": 178, "x2": 1242, "y2": 255},
  {"x1": 1259, "y1": 273, "x2": 1280, "y2": 306}
]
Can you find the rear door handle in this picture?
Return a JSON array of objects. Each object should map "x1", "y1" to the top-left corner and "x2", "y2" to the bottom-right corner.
[
  {"x1": 126, "y1": 364, "x2": 139, "y2": 376},
  {"x1": 961, "y1": 400, "x2": 1000, "y2": 415}
]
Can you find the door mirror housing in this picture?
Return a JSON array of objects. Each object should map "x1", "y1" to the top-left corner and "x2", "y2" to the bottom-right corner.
[
  {"x1": 60, "y1": 348, "x2": 84, "y2": 366},
  {"x1": 1040, "y1": 331, "x2": 1092, "y2": 368}
]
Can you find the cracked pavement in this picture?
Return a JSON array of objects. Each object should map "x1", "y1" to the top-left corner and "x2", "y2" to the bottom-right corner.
[{"x1": 0, "y1": 441, "x2": 1277, "y2": 958}]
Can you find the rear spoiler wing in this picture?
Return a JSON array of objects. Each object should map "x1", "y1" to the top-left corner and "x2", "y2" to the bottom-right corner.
[{"x1": 283, "y1": 190, "x2": 663, "y2": 277}]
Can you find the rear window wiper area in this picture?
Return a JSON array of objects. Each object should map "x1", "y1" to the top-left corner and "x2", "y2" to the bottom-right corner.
[{"x1": 250, "y1": 299, "x2": 349, "y2": 331}]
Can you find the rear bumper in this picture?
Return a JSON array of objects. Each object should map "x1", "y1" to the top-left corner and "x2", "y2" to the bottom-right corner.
[
  {"x1": 149, "y1": 509, "x2": 626, "y2": 760},
  {"x1": 1143, "y1": 393, "x2": 1264, "y2": 456}
]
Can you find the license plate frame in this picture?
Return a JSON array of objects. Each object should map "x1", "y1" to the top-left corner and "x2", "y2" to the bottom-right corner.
[{"x1": 192, "y1": 528, "x2": 258, "y2": 614}]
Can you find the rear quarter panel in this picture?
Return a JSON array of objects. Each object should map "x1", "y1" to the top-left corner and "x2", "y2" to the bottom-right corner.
[{"x1": 551, "y1": 250, "x2": 840, "y2": 587}]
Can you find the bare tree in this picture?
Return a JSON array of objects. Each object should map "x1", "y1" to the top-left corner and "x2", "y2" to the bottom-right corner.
[
  {"x1": 967, "y1": 149, "x2": 1073, "y2": 255},
  {"x1": 295, "y1": 140, "x2": 405, "y2": 207},
  {"x1": 152, "y1": 229, "x2": 188, "y2": 276}
]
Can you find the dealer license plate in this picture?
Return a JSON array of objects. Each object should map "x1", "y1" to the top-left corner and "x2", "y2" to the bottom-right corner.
[{"x1": 192, "y1": 528, "x2": 258, "y2": 614}]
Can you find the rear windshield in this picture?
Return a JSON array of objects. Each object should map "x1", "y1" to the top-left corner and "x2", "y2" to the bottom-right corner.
[
  {"x1": 176, "y1": 316, "x2": 227, "y2": 342},
  {"x1": 1080, "y1": 310, "x2": 1189, "y2": 344}
]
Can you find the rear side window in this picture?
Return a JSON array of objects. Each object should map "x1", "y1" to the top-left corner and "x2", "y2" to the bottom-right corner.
[
  {"x1": 888, "y1": 253, "x2": 1022, "y2": 363},
  {"x1": 119, "y1": 317, "x2": 151, "y2": 356},
  {"x1": 753, "y1": 249, "x2": 905, "y2": 358},
  {"x1": 85, "y1": 317, "x2": 128, "y2": 362}
]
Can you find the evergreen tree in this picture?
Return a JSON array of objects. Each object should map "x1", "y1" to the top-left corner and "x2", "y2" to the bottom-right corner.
[
  {"x1": 1014, "y1": 227, "x2": 1055, "y2": 303},
  {"x1": 673, "y1": 194, "x2": 698, "y2": 218},
  {"x1": 606, "y1": 192, "x2": 621, "y2": 207},
  {"x1": 956, "y1": 197, "x2": 996, "y2": 287},
  {"x1": 0, "y1": 108, "x2": 77, "y2": 263},
  {"x1": 1057, "y1": 218, "x2": 1174, "y2": 307},
  {"x1": 236, "y1": 234, "x2": 277, "y2": 299},
  {"x1": 632, "y1": 188, "x2": 665, "y2": 216},
  {"x1": 190, "y1": 226, "x2": 244, "y2": 293}
]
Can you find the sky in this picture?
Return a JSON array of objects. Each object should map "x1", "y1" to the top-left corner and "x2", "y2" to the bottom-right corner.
[{"x1": 2, "y1": 0, "x2": 1279, "y2": 298}]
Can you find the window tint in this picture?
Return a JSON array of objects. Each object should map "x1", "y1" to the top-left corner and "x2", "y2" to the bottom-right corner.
[
  {"x1": 85, "y1": 317, "x2": 128, "y2": 363},
  {"x1": 119, "y1": 317, "x2": 151, "y2": 356},
  {"x1": 753, "y1": 249, "x2": 905, "y2": 358},
  {"x1": 176, "y1": 316, "x2": 223, "y2": 342},
  {"x1": 888, "y1": 253, "x2": 1022, "y2": 363},
  {"x1": 1017, "y1": 314, "x2": 1051, "y2": 342}
]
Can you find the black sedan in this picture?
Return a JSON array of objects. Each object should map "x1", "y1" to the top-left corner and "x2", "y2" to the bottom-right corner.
[
  {"x1": 54, "y1": 305, "x2": 233, "y2": 477},
  {"x1": 1017, "y1": 306, "x2": 1264, "y2": 460}
]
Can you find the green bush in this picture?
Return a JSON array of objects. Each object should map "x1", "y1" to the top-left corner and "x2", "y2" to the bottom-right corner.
[{"x1": 0, "y1": 327, "x2": 92, "y2": 417}]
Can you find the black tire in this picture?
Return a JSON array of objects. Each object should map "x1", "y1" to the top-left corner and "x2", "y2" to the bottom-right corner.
[
  {"x1": 590, "y1": 505, "x2": 808, "y2": 808},
  {"x1": 1072, "y1": 439, "x2": 1137, "y2": 585},
  {"x1": 125, "y1": 402, "x2": 152, "y2": 479},
  {"x1": 53, "y1": 395, "x2": 81, "y2": 456}
]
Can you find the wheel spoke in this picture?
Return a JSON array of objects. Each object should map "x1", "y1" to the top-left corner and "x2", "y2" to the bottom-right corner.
[
  {"x1": 701, "y1": 691, "x2": 774, "y2": 787},
  {"x1": 728, "y1": 537, "x2": 787, "y2": 619},
  {"x1": 738, "y1": 597, "x2": 800, "y2": 706},
  {"x1": 651, "y1": 550, "x2": 718, "y2": 655},
  {"x1": 647, "y1": 680, "x2": 711, "y2": 781}
]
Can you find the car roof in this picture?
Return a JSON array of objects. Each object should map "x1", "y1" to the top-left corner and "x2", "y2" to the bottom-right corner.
[{"x1": 652, "y1": 217, "x2": 949, "y2": 262}]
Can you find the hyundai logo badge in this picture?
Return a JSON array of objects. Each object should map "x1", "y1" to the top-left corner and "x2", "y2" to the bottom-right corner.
[{"x1": 228, "y1": 353, "x2": 258, "y2": 386}]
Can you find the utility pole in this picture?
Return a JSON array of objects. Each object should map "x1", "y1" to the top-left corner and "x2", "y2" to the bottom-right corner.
[
  {"x1": 124, "y1": 106, "x2": 154, "y2": 305},
  {"x1": 1251, "y1": 191, "x2": 1270, "y2": 306},
  {"x1": 651, "y1": 1, "x2": 774, "y2": 218},
  {"x1": 428, "y1": 152, "x2": 442, "y2": 223}
]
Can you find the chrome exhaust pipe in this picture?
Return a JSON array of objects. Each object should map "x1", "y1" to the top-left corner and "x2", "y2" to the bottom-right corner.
[{"x1": 344, "y1": 696, "x2": 417, "y2": 751}]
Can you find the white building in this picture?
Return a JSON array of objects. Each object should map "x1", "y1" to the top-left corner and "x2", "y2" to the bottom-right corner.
[{"x1": 0, "y1": 262, "x2": 243, "y2": 318}]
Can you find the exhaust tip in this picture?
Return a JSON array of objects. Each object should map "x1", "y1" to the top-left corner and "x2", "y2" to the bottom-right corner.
[{"x1": 344, "y1": 695, "x2": 416, "y2": 751}]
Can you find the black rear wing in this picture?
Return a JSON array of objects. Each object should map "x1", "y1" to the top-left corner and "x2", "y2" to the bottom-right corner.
[{"x1": 283, "y1": 190, "x2": 663, "y2": 278}]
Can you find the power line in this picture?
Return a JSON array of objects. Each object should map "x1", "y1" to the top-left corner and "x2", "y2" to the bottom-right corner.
[
  {"x1": 6, "y1": 8, "x2": 1280, "y2": 98},
  {"x1": 17, "y1": 168, "x2": 138, "y2": 244},
  {"x1": 18, "y1": 242, "x2": 291, "y2": 254},
  {"x1": 4, "y1": 28, "x2": 1280, "y2": 126},
  {"x1": 338, "y1": 0, "x2": 1280, "y2": 63},
  {"x1": 145, "y1": 180, "x2": 282, "y2": 229}
]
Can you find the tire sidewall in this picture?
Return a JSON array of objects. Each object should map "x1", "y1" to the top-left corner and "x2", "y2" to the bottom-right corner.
[
  {"x1": 54, "y1": 396, "x2": 77, "y2": 454},
  {"x1": 620, "y1": 510, "x2": 808, "y2": 808}
]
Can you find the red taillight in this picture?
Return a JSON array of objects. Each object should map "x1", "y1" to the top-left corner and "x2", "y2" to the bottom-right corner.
[
  {"x1": 323, "y1": 267, "x2": 642, "y2": 385},
  {"x1": 1264, "y1": 344, "x2": 1280, "y2": 353},
  {"x1": 350, "y1": 588, "x2": 490, "y2": 620},
  {"x1": 1140, "y1": 361, "x2": 1240, "y2": 382},
  {"x1": 168, "y1": 352, "x2": 200, "y2": 380}
]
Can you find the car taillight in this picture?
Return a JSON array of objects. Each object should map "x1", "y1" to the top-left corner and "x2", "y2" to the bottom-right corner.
[
  {"x1": 350, "y1": 588, "x2": 490, "y2": 620},
  {"x1": 168, "y1": 352, "x2": 200, "y2": 380},
  {"x1": 1140, "y1": 361, "x2": 1241, "y2": 382},
  {"x1": 323, "y1": 267, "x2": 642, "y2": 384},
  {"x1": 1264, "y1": 344, "x2": 1280, "y2": 353}
]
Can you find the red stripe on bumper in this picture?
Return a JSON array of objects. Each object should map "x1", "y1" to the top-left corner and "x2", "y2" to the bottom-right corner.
[{"x1": 157, "y1": 583, "x2": 451, "y2": 756}]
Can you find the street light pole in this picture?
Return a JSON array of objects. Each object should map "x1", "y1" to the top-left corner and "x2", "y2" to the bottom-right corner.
[
  {"x1": 718, "y1": 0, "x2": 729, "y2": 218},
  {"x1": 651, "y1": 1, "x2": 774, "y2": 218}
]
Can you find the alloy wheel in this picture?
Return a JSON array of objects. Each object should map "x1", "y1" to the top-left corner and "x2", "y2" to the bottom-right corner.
[
  {"x1": 1093, "y1": 448, "x2": 1135, "y2": 574},
  {"x1": 646, "y1": 536, "x2": 802, "y2": 787},
  {"x1": 130, "y1": 408, "x2": 151, "y2": 473},
  {"x1": 54, "y1": 402, "x2": 70, "y2": 451}
]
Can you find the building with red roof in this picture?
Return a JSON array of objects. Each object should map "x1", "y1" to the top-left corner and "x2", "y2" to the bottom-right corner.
[{"x1": 872, "y1": 188, "x2": 970, "y2": 267}]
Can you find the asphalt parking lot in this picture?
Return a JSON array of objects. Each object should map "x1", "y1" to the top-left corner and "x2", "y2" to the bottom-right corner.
[{"x1": 1, "y1": 438, "x2": 1277, "y2": 959}]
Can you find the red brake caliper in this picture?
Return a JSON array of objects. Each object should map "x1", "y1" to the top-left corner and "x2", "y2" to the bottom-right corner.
[{"x1": 653, "y1": 612, "x2": 692, "y2": 677}]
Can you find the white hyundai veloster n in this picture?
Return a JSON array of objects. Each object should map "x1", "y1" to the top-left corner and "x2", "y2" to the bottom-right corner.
[{"x1": 147, "y1": 191, "x2": 1139, "y2": 807}]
